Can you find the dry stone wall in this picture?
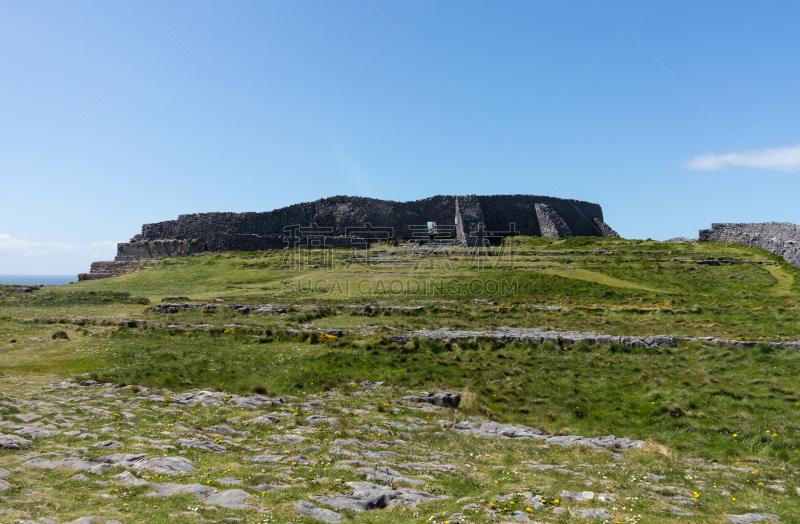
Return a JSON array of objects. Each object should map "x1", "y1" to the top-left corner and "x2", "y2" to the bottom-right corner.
[
  {"x1": 699, "y1": 222, "x2": 800, "y2": 267},
  {"x1": 535, "y1": 203, "x2": 572, "y2": 238},
  {"x1": 80, "y1": 194, "x2": 618, "y2": 279},
  {"x1": 138, "y1": 194, "x2": 617, "y2": 251}
]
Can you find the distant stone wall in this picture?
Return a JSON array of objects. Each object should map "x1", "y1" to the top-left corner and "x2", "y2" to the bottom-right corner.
[
  {"x1": 454, "y1": 195, "x2": 485, "y2": 241},
  {"x1": 477, "y1": 195, "x2": 609, "y2": 237},
  {"x1": 699, "y1": 222, "x2": 800, "y2": 267},
  {"x1": 79, "y1": 194, "x2": 618, "y2": 279},
  {"x1": 534, "y1": 203, "x2": 572, "y2": 238},
  {"x1": 138, "y1": 194, "x2": 617, "y2": 251},
  {"x1": 116, "y1": 240, "x2": 203, "y2": 261},
  {"x1": 77, "y1": 260, "x2": 144, "y2": 281}
]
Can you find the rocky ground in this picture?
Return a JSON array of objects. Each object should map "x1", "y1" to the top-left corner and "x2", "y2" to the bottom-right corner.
[{"x1": 0, "y1": 377, "x2": 792, "y2": 524}]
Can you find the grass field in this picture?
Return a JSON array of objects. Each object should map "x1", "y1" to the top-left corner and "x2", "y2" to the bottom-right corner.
[{"x1": 0, "y1": 237, "x2": 798, "y2": 523}]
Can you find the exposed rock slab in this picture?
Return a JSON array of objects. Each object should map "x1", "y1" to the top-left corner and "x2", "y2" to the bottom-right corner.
[
  {"x1": 147, "y1": 483, "x2": 216, "y2": 499},
  {"x1": 178, "y1": 438, "x2": 227, "y2": 453},
  {"x1": 296, "y1": 500, "x2": 345, "y2": 523},
  {"x1": 725, "y1": 514, "x2": 781, "y2": 523},
  {"x1": 204, "y1": 489, "x2": 250, "y2": 509},
  {"x1": 310, "y1": 481, "x2": 447, "y2": 511}
]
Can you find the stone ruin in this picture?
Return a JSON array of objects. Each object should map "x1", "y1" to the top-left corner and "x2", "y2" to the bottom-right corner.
[
  {"x1": 699, "y1": 222, "x2": 800, "y2": 267},
  {"x1": 79, "y1": 194, "x2": 618, "y2": 280}
]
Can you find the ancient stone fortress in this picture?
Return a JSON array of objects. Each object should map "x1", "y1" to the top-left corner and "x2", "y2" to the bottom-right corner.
[
  {"x1": 78, "y1": 194, "x2": 618, "y2": 280},
  {"x1": 699, "y1": 222, "x2": 800, "y2": 268}
]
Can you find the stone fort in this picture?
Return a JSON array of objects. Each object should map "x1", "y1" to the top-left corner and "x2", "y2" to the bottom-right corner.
[{"x1": 79, "y1": 194, "x2": 618, "y2": 280}]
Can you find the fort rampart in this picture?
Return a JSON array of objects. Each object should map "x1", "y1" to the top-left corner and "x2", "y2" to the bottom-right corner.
[
  {"x1": 79, "y1": 194, "x2": 618, "y2": 280},
  {"x1": 699, "y1": 222, "x2": 800, "y2": 267},
  {"x1": 135, "y1": 194, "x2": 616, "y2": 250}
]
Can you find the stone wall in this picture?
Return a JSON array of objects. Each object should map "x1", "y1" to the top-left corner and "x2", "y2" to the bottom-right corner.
[
  {"x1": 477, "y1": 195, "x2": 610, "y2": 237},
  {"x1": 77, "y1": 261, "x2": 144, "y2": 281},
  {"x1": 534, "y1": 203, "x2": 572, "y2": 238},
  {"x1": 699, "y1": 222, "x2": 800, "y2": 267},
  {"x1": 454, "y1": 195, "x2": 486, "y2": 242},
  {"x1": 138, "y1": 194, "x2": 617, "y2": 250},
  {"x1": 79, "y1": 194, "x2": 618, "y2": 279},
  {"x1": 116, "y1": 240, "x2": 203, "y2": 261}
]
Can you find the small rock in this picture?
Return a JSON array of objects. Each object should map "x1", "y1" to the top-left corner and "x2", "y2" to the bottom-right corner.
[
  {"x1": 305, "y1": 415, "x2": 340, "y2": 426},
  {"x1": 508, "y1": 510, "x2": 535, "y2": 522},
  {"x1": 168, "y1": 512, "x2": 204, "y2": 520},
  {"x1": 216, "y1": 477, "x2": 242, "y2": 485},
  {"x1": 725, "y1": 514, "x2": 781, "y2": 524},
  {"x1": 251, "y1": 482, "x2": 293, "y2": 491},
  {"x1": 573, "y1": 508, "x2": 612, "y2": 519},
  {"x1": 284, "y1": 455, "x2": 319, "y2": 466},
  {"x1": 147, "y1": 483, "x2": 216, "y2": 499},
  {"x1": 271, "y1": 434, "x2": 308, "y2": 443},
  {"x1": 247, "y1": 415, "x2": 281, "y2": 425},
  {"x1": 296, "y1": 500, "x2": 344, "y2": 523},
  {"x1": 94, "y1": 440, "x2": 123, "y2": 448},
  {"x1": 111, "y1": 471, "x2": 149, "y2": 487},
  {"x1": 25, "y1": 458, "x2": 105, "y2": 475},
  {"x1": 134, "y1": 456, "x2": 196, "y2": 475},
  {"x1": 204, "y1": 489, "x2": 250, "y2": 509},
  {"x1": 560, "y1": 490, "x2": 594, "y2": 501},
  {"x1": 178, "y1": 438, "x2": 227, "y2": 453},
  {"x1": 13, "y1": 413, "x2": 42, "y2": 423},
  {"x1": 15, "y1": 425, "x2": 61, "y2": 439},
  {"x1": 208, "y1": 424, "x2": 249, "y2": 437},
  {"x1": 0, "y1": 435, "x2": 33, "y2": 450},
  {"x1": 248, "y1": 454, "x2": 284, "y2": 464},
  {"x1": 310, "y1": 481, "x2": 447, "y2": 511}
]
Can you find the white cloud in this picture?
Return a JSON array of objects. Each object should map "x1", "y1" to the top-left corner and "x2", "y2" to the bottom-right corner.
[
  {"x1": 0, "y1": 234, "x2": 116, "y2": 274},
  {"x1": 683, "y1": 143, "x2": 800, "y2": 172}
]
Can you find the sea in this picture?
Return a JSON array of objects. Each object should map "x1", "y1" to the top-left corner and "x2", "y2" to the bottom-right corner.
[{"x1": 0, "y1": 275, "x2": 77, "y2": 286}]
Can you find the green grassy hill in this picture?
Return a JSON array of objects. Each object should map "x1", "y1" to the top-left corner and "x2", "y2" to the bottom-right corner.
[
  {"x1": 34, "y1": 237, "x2": 800, "y2": 340},
  {"x1": 1, "y1": 238, "x2": 798, "y2": 523}
]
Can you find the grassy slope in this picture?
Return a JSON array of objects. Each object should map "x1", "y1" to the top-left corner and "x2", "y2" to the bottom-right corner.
[
  {"x1": 1, "y1": 237, "x2": 799, "y2": 467},
  {"x1": 2, "y1": 376, "x2": 794, "y2": 524},
  {"x1": 15, "y1": 237, "x2": 799, "y2": 339},
  {"x1": 78, "y1": 328, "x2": 800, "y2": 464}
]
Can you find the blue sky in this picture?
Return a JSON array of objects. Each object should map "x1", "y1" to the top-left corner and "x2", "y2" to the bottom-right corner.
[{"x1": 2, "y1": 0, "x2": 800, "y2": 274}]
